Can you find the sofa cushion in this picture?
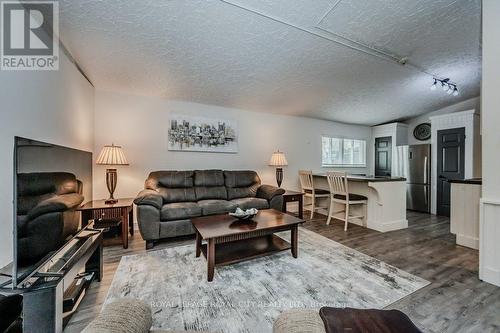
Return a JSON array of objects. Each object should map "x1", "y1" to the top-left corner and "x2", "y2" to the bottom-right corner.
[
  {"x1": 226, "y1": 185, "x2": 260, "y2": 200},
  {"x1": 224, "y1": 170, "x2": 260, "y2": 187},
  {"x1": 231, "y1": 197, "x2": 269, "y2": 210},
  {"x1": 146, "y1": 171, "x2": 194, "y2": 189},
  {"x1": 224, "y1": 170, "x2": 261, "y2": 200},
  {"x1": 197, "y1": 200, "x2": 237, "y2": 215},
  {"x1": 194, "y1": 170, "x2": 224, "y2": 186},
  {"x1": 161, "y1": 202, "x2": 202, "y2": 221},
  {"x1": 195, "y1": 186, "x2": 228, "y2": 201},
  {"x1": 159, "y1": 220, "x2": 195, "y2": 238},
  {"x1": 157, "y1": 188, "x2": 196, "y2": 203}
]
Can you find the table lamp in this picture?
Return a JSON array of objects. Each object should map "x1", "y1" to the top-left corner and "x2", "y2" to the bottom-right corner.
[
  {"x1": 269, "y1": 150, "x2": 288, "y2": 187},
  {"x1": 96, "y1": 144, "x2": 129, "y2": 204}
]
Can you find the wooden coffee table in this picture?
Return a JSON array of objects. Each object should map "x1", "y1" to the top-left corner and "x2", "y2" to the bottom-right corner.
[{"x1": 191, "y1": 209, "x2": 305, "y2": 281}]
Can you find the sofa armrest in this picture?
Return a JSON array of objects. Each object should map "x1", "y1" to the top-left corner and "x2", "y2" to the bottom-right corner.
[
  {"x1": 27, "y1": 193, "x2": 84, "y2": 220},
  {"x1": 134, "y1": 189, "x2": 163, "y2": 209},
  {"x1": 257, "y1": 184, "x2": 285, "y2": 201},
  {"x1": 82, "y1": 299, "x2": 152, "y2": 333}
]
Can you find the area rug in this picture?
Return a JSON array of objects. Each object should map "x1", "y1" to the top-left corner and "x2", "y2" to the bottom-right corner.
[{"x1": 105, "y1": 228, "x2": 429, "y2": 333}]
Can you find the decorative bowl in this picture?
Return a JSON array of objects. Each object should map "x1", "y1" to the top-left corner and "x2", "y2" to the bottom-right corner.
[{"x1": 229, "y1": 208, "x2": 258, "y2": 220}]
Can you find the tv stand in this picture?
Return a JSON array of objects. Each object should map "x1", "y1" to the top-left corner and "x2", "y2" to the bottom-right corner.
[{"x1": 1, "y1": 225, "x2": 103, "y2": 333}]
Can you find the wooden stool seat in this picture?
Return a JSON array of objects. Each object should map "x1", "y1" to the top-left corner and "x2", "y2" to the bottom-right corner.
[
  {"x1": 304, "y1": 188, "x2": 330, "y2": 195},
  {"x1": 332, "y1": 193, "x2": 367, "y2": 202}
]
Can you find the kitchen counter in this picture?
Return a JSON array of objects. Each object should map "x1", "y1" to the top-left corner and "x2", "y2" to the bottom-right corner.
[
  {"x1": 312, "y1": 174, "x2": 408, "y2": 232},
  {"x1": 448, "y1": 178, "x2": 482, "y2": 185},
  {"x1": 450, "y1": 180, "x2": 481, "y2": 249},
  {"x1": 314, "y1": 174, "x2": 406, "y2": 182}
]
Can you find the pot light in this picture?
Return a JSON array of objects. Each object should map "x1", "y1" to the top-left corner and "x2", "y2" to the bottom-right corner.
[{"x1": 430, "y1": 78, "x2": 459, "y2": 97}]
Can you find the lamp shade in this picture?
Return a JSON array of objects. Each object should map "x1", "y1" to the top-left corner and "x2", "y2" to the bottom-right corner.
[
  {"x1": 269, "y1": 151, "x2": 288, "y2": 167},
  {"x1": 96, "y1": 144, "x2": 129, "y2": 165}
]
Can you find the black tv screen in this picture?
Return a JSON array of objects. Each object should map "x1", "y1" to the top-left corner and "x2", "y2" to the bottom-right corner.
[{"x1": 13, "y1": 137, "x2": 92, "y2": 286}]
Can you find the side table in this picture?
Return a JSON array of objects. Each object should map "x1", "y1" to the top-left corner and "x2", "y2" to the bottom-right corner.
[
  {"x1": 78, "y1": 198, "x2": 134, "y2": 249},
  {"x1": 282, "y1": 190, "x2": 304, "y2": 219}
]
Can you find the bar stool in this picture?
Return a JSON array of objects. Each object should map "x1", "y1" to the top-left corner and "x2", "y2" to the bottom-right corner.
[
  {"x1": 325, "y1": 171, "x2": 367, "y2": 230},
  {"x1": 298, "y1": 170, "x2": 330, "y2": 219}
]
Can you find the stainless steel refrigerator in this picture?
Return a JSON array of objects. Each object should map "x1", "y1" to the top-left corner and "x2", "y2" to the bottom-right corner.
[{"x1": 407, "y1": 144, "x2": 431, "y2": 213}]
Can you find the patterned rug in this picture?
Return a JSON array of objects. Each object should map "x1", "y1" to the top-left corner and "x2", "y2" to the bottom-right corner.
[{"x1": 105, "y1": 228, "x2": 429, "y2": 333}]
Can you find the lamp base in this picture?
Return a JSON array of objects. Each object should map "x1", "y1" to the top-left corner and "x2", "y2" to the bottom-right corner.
[
  {"x1": 105, "y1": 168, "x2": 118, "y2": 205},
  {"x1": 275, "y1": 167, "x2": 283, "y2": 188}
]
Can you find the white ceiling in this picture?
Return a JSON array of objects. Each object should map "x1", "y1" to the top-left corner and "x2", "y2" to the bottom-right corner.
[{"x1": 58, "y1": 0, "x2": 481, "y2": 125}]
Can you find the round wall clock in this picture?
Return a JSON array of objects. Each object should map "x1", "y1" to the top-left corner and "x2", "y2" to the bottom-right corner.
[{"x1": 413, "y1": 123, "x2": 431, "y2": 141}]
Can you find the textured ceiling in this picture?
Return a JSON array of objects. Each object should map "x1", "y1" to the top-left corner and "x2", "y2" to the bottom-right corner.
[{"x1": 58, "y1": 0, "x2": 481, "y2": 125}]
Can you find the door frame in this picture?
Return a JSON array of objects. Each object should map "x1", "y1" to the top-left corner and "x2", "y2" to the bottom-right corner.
[{"x1": 436, "y1": 127, "x2": 465, "y2": 216}]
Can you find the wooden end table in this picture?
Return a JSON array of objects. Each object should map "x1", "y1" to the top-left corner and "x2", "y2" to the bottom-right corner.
[
  {"x1": 191, "y1": 209, "x2": 305, "y2": 282},
  {"x1": 282, "y1": 190, "x2": 304, "y2": 219},
  {"x1": 78, "y1": 198, "x2": 134, "y2": 249}
]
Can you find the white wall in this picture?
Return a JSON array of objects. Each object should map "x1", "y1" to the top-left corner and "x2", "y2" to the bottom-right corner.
[
  {"x1": 480, "y1": 0, "x2": 500, "y2": 287},
  {"x1": 93, "y1": 90, "x2": 373, "y2": 200},
  {"x1": 370, "y1": 123, "x2": 408, "y2": 176},
  {"x1": 405, "y1": 96, "x2": 480, "y2": 145},
  {"x1": 0, "y1": 52, "x2": 95, "y2": 268}
]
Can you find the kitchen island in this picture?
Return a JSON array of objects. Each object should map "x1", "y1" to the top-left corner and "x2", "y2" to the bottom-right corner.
[
  {"x1": 449, "y1": 178, "x2": 482, "y2": 249},
  {"x1": 313, "y1": 174, "x2": 408, "y2": 232}
]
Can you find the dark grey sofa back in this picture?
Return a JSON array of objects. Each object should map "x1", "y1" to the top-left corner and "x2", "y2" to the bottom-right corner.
[
  {"x1": 194, "y1": 170, "x2": 227, "y2": 200},
  {"x1": 224, "y1": 170, "x2": 261, "y2": 200},
  {"x1": 146, "y1": 171, "x2": 196, "y2": 203},
  {"x1": 144, "y1": 169, "x2": 263, "y2": 203},
  {"x1": 146, "y1": 171, "x2": 194, "y2": 188}
]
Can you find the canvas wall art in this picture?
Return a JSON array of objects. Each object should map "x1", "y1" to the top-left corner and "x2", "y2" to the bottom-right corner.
[{"x1": 168, "y1": 115, "x2": 238, "y2": 153}]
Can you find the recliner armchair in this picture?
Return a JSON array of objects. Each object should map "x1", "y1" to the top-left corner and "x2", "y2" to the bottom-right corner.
[
  {"x1": 134, "y1": 170, "x2": 285, "y2": 249},
  {"x1": 17, "y1": 172, "x2": 85, "y2": 264}
]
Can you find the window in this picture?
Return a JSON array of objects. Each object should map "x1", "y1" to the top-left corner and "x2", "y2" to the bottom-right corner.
[{"x1": 322, "y1": 136, "x2": 366, "y2": 167}]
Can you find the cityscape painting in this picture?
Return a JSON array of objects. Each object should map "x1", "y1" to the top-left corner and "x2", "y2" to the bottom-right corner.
[{"x1": 168, "y1": 115, "x2": 238, "y2": 153}]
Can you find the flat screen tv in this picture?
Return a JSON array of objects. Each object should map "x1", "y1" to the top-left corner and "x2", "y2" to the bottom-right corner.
[{"x1": 12, "y1": 137, "x2": 92, "y2": 287}]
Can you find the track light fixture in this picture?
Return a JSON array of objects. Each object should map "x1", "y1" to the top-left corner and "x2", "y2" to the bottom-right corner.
[{"x1": 430, "y1": 78, "x2": 459, "y2": 97}]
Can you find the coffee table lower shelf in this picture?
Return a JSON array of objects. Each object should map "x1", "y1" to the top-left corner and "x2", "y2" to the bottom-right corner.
[{"x1": 200, "y1": 235, "x2": 291, "y2": 268}]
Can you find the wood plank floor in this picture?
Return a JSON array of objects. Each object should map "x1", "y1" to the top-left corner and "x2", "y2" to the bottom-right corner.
[{"x1": 65, "y1": 211, "x2": 500, "y2": 333}]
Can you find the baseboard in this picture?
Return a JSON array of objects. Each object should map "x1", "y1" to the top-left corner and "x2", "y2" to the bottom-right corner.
[
  {"x1": 369, "y1": 219, "x2": 408, "y2": 232},
  {"x1": 456, "y1": 234, "x2": 479, "y2": 250},
  {"x1": 479, "y1": 266, "x2": 500, "y2": 286},
  {"x1": 479, "y1": 199, "x2": 500, "y2": 287},
  {"x1": 311, "y1": 209, "x2": 407, "y2": 232}
]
